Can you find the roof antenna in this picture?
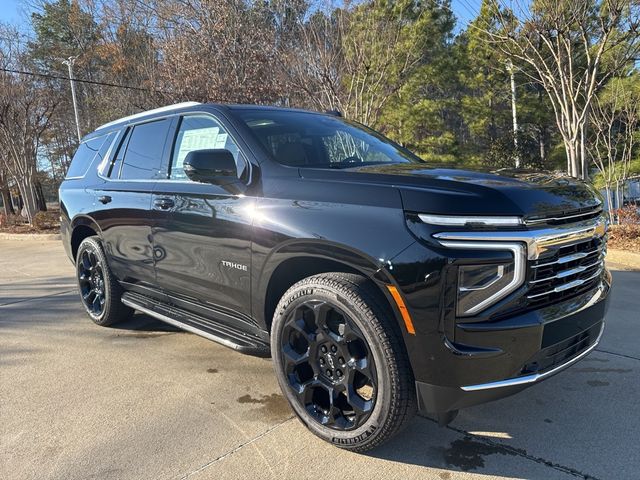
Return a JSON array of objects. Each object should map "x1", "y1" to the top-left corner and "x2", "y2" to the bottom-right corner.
[{"x1": 326, "y1": 110, "x2": 342, "y2": 117}]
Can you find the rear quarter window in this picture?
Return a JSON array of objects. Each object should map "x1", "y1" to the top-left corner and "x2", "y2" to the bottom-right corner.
[{"x1": 66, "y1": 134, "x2": 111, "y2": 179}]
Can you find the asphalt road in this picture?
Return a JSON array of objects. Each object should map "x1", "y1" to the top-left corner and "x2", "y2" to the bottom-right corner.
[{"x1": 1, "y1": 238, "x2": 638, "y2": 480}]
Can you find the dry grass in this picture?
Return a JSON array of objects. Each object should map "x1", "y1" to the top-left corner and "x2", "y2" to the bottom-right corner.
[
  {"x1": 607, "y1": 207, "x2": 640, "y2": 253},
  {"x1": 0, "y1": 209, "x2": 60, "y2": 234},
  {"x1": 608, "y1": 224, "x2": 640, "y2": 252}
]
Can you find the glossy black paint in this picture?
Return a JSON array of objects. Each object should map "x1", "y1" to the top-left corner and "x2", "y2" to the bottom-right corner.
[{"x1": 60, "y1": 103, "x2": 610, "y2": 415}]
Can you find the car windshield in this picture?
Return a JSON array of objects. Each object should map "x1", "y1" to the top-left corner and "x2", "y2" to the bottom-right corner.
[{"x1": 234, "y1": 109, "x2": 423, "y2": 169}]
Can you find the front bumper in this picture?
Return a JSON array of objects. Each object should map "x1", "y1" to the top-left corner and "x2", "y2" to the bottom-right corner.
[{"x1": 414, "y1": 277, "x2": 610, "y2": 414}]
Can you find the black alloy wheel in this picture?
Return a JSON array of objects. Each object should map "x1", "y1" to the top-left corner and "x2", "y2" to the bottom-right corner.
[
  {"x1": 271, "y1": 273, "x2": 416, "y2": 452},
  {"x1": 281, "y1": 300, "x2": 377, "y2": 430},
  {"x1": 77, "y1": 247, "x2": 106, "y2": 317},
  {"x1": 75, "y1": 236, "x2": 132, "y2": 326}
]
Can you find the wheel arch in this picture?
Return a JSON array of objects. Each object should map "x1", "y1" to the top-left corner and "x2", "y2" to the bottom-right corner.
[
  {"x1": 258, "y1": 240, "x2": 399, "y2": 333},
  {"x1": 70, "y1": 216, "x2": 102, "y2": 260}
]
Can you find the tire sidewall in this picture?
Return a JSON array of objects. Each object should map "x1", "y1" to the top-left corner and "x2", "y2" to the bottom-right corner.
[
  {"x1": 76, "y1": 237, "x2": 112, "y2": 325},
  {"x1": 271, "y1": 281, "x2": 394, "y2": 449}
]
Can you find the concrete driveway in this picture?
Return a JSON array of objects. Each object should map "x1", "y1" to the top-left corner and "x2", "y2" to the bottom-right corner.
[{"x1": 0, "y1": 238, "x2": 637, "y2": 480}]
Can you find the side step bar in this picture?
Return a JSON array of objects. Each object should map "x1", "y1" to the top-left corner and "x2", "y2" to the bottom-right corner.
[{"x1": 121, "y1": 292, "x2": 270, "y2": 357}]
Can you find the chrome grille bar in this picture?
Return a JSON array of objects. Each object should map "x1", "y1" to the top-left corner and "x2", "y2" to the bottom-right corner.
[
  {"x1": 525, "y1": 207, "x2": 603, "y2": 225},
  {"x1": 531, "y1": 249, "x2": 599, "y2": 268},
  {"x1": 530, "y1": 257, "x2": 603, "y2": 284},
  {"x1": 527, "y1": 267, "x2": 603, "y2": 299}
]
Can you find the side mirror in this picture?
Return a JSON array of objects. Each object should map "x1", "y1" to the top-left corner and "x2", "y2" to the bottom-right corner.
[{"x1": 183, "y1": 149, "x2": 240, "y2": 187}]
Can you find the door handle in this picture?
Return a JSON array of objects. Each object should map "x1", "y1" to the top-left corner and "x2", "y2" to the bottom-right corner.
[
  {"x1": 153, "y1": 197, "x2": 175, "y2": 210},
  {"x1": 98, "y1": 195, "x2": 112, "y2": 204}
]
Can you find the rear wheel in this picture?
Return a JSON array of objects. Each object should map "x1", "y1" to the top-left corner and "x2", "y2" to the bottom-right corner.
[
  {"x1": 76, "y1": 236, "x2": 132, "y2": 326},
  {"x1": 271, "y1": 272, "x2": 416, "y2": 452}
]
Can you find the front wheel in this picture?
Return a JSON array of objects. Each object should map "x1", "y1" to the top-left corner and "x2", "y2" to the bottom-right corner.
[
  {"x1": 271, "y1": 273, "x2": 416, "y2": 452},
  {"x1": 75, "y1": 236, "x2": 132, "y2": 326}
]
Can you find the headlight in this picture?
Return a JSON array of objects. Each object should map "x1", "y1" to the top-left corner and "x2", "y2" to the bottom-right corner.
[
  {"x1": 439, "y1": 241, "x2": 526, "y2": 316},
  {"x1": 457, "y1": 263, "x2": 514, "y2": 316}
]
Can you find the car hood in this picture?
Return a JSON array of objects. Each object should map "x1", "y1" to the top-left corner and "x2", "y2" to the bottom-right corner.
[{"x1": 300, "y1": 163, "x2": 602, "y2": 218}]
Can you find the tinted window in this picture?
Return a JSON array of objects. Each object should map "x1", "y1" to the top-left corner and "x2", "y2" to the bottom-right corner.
[
  {"x1": 170, "y1": 115, "x2": 246, "y2": 180},
  {"x1": 120, "y1": 119, "x2": 171, "y2": 180},
  {"x1": 94, "y1": 132, "x2": 118, "y2": 175},
  {"x1": 106, "y1": 128, "x2": 132, "y2": 178},
  {"x1": 66, "y1": 135, "x2": 109, "y2": 178},
  {"x1": 235, "y1": 110, "x2": 421, "y2": 168}
]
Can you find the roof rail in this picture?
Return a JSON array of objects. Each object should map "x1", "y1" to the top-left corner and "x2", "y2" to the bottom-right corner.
[{"x1": 95, "y1": 102, "x2": 202, "y2": 131}]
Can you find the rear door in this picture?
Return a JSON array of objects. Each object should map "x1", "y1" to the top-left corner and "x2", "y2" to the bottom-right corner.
[
  {"x1": 93, "y1": 118, "x2": 174, "y2": 296},
  {"x1": 151, "y1": 113, "x2": 256, "y2": 324}
]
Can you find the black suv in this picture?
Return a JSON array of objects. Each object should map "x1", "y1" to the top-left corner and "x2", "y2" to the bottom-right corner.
[{"x1": 60, "y1": 102, "x2": 610, "y2": 451}]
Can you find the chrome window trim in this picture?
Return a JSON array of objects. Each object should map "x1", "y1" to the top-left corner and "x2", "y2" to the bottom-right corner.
[
  {"x1": 95, "y1": 110, "x2": 252, "y2": 187},
  {"x1": 460, "y1": 321, "x2": 605, "y2": 392},
  {"x1": 438, "y1": 241, "x2": 526, "y2": 315}
]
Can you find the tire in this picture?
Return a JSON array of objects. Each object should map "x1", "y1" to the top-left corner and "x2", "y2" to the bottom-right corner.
[
  {"x1": 271, "y1": 272, "x2": 416, "y2": 452},
  {"x1": 75, "y1": 236, "x2": 132, "y2": 327}
]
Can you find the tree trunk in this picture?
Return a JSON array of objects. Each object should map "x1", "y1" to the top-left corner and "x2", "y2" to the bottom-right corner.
[
  {"x1": 604, "y1": 185, "x2": 614, "y2": 224},
  {"x1": 35, "y1": 180, "x2": 47, "y2": 212},
  {"x1": 580, "y1": 120, "x2": 589, "y2": 181},
  {"x1": 566, "y1": 141, "x2": 580, "y2": 178},
  {"x1": 538, "y1": 128, "x2": 546, "y2": 164},
  {"x1": 615, "y1": 181, "x2": 621, "y2": 223},
  {"x1": 15, "y1": 173, "x2": 40, "y2": 224},
  {"x1": 1, "y1": 185, "x2": 15, "y2": 216}
]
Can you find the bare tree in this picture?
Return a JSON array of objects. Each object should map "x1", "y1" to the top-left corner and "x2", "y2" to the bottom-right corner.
[
  {"x1": 589, "y1": 78, "x2": 639, "y2": 222},
  {"x1": 281, "y1": 8, "x2": 345, "y2": 111},
  {"x1": 481, "y1": 0, "x2": 640, "y2": 178},
  {"x1": 0, "y1": 26, "x2": 57, "y2": 224},
  {"x1": 340, "y1": 2, "x2": 435, "y2": 126},
  {"x1": 150, "y1": 0, "x2": 285, "y2": 104}
]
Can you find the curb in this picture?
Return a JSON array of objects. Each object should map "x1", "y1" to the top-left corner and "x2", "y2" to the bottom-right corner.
[
  {"x1": 607, "y1": 249, "x2": 640, "y2": 270},
  {"x1": 0, "y1": 232, "x2": 61, "y2": 241}
]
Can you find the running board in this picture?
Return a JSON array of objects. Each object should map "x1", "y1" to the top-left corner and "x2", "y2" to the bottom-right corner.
[{"x1": 121, "y1": 292, "x2": 270, "y2": 357}]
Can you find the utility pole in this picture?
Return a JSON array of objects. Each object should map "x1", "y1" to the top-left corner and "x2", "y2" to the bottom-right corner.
[
  {"x1": 506, "y1": 60, "x2": 520, "y2": 169},
  {"x1": 62, "y1": 56, "x2": 82, "y2": 141}
]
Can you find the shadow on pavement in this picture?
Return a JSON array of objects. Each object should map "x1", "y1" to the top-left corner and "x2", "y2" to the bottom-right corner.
[{"x1": 108, "y1": 312, "x2": 182, "y2": 333}]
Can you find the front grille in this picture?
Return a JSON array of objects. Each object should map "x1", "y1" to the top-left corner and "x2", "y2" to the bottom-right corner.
[
  {"x1": 526, "y1": 235, "x2": 606, "y2": 309},
  {"x1": 521, "y1": 321, "x2": 602, "y2": 375},
  {"x1": 525, "y1": 205, "x2": 603, "y2": 226}
]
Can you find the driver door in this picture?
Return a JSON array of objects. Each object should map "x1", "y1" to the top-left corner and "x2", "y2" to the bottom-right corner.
[{"x1": 151, "y1": 114, "x2": 255, "y2": 323}]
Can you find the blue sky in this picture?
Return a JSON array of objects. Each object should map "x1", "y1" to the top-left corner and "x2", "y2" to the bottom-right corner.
[
  {"x1": 451, "y1": 0, "x2": 481, "y2": 30},
  {"x1": 0, "y1": 0, "x2": 25, "y2": 24},
  {"x1": 0, "y1": 0, "x2": 482, "y2": 34}
]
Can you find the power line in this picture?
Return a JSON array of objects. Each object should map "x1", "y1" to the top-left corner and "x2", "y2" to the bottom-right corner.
[{"x1": 0, "y1": 67, "x2": 169, "y2": 94}]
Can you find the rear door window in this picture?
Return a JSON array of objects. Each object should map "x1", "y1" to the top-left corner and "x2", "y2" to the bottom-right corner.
[
  {"x1": 120, "y1": 119, "x2": 172, "y2": 180},
  {"x1": 66, "y1": 134, "x2": 110, "y2": 179}
]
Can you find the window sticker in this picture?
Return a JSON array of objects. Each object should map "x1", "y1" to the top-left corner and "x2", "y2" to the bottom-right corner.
[
  {"x1": 175, "y1": 126, "x2": 221, "y2": 168},
  {"x1": 215, "y1": 133, "x2": 228, "y2": 149}
]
